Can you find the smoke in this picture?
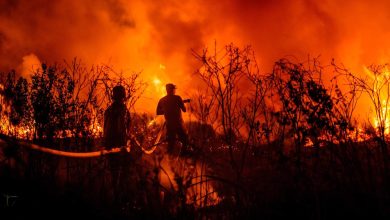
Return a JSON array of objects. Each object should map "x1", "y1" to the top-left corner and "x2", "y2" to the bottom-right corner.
[
  {"x1": 18, "y1": 53, "x2": 41, "y2": 79},
  {"x1": 0, "y1": 0, "x2": 134, "y2": 69},
  {"x1": 1, "y1": 0, "x2": 390, "y2": 112}
]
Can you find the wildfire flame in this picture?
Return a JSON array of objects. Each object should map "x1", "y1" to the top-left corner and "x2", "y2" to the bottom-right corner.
[
  {"x1": 153, "y1": 75, "x2": 166, "y2": 98},
  {"x1": 153, "y1": 77, "x2": 161, "y2": 86},
  {"x1": 373, "y1": 100, "x2": 390, "y2": 134},
  {"x1": 0, "y1": 85, "x2": 103, "y2": 140},
  {"x1": 364, "y1": 66, "x2": 390, "y2": 134},
  {"x1": 89, "y1": 120, "x2": 103, "y2": 138}
]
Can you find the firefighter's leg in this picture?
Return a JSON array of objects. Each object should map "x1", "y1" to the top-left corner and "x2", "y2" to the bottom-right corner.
[
  {"x1": 166, "y1": 128, "x2": 176, "y2": 154},
  {"x1": 177, "y1": 126, "x2": 189, "y2": 149}
]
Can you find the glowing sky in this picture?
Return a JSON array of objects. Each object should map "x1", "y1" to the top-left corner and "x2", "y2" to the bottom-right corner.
[{"x1": 1, "y1": 0, "x2": 390, "y2": 113}]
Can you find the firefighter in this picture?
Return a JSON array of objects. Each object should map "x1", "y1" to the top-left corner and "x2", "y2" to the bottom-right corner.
[
  {"x1": 156, "y1": 83, "x2": 189, "y2": 155},
  {"x1": 103, "y1": 85, "x2": 131, "y2": 149},
  {"x1": 103, "y1": 85, "x2": 131, "y2": 204}
]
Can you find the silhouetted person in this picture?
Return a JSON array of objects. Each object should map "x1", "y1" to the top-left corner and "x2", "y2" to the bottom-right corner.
[
  {"x1": 103, "y1": 85, "x2": 131, "y2": 205},
  {"x1": 157, "y1": 83, "x2": 189, "y2": 154},
  {"x1": 104, "y1": 85, "x2": 131, "y2": 149}
]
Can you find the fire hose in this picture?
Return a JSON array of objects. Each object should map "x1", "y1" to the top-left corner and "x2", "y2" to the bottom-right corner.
[
  {"x1": 0, "y1": 99, "x2": 189, "y2": 158},
  {"x1": 133, "y1": 122, "x2": 165, "y2": 155},
  {"x1": 0, "y1": 122, "x2": 166, "y2": 158}
]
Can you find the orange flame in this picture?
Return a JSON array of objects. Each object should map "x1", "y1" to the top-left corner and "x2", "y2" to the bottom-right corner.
[{"x1": 364, "y1": 66, "x2": 390, "y2": 135}]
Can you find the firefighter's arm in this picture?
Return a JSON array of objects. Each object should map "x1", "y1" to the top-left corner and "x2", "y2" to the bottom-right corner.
[
  {"x1": 156, "y1": 100, "x2": 164, "y2": 115},
  {"x1": 127, "y1": 110, "x2": 131, "y2": 129},
  {"x1": 179, "y1": 97, "x2": 186, "y2": 112},
  {"x1": 126, "y1": 110, "x2": 132, "y2": 138},
  {"x1": 103, "y1": 110, "x2": 109, "y2": 136}
]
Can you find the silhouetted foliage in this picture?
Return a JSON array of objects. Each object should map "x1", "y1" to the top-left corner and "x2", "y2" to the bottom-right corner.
[
  {"x1": 271, "y1": 59, "x2": 335, "y2": 144},
  {"x1": 335, "y1": 62, "x2": 390, "y2": 190},
  {"x1": 1, "y1": 48, "x2": 390, "y2": 219},
  {"x1": 3, "y1": 72, "x2": 31, "y2": 127}
]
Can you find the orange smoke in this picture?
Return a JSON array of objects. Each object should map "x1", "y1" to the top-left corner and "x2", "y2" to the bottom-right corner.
[{"x1": 1, "y1": 0, "x2": 390, "y2": 113}]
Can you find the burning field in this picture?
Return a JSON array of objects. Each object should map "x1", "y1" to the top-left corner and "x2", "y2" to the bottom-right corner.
[{"x1": 1, "y1": 0, "x2": 390, "y2": 219}]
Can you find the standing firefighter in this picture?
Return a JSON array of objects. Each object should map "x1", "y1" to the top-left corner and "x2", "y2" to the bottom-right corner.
[
  {"x1": 156, "y1": 83, "x2": 189, "y2": 154},
  {"x1": 104, "y1": 85, "x2": 131, "y2": 149},
  {"x1": 103, "y1": 85, "x2": 131, "y2": 204}
]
